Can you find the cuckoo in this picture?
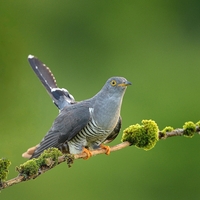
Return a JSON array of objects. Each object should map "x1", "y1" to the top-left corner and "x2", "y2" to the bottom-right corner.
[{"x1": 22, "y1": 55, "x2": 131, "y2": 159}]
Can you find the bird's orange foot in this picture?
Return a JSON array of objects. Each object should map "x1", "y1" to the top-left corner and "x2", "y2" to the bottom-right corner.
[
  {"x1": 82, "y1": 148, "x2": 93, "y2": 160},
  {"x1": 100, "y1": 144, "x2": 111, "y2": 155}
]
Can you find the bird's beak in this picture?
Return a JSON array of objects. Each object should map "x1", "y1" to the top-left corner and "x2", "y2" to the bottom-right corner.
[{"x1": 118, "y1": 81, "x2": 132, "y2": 87}]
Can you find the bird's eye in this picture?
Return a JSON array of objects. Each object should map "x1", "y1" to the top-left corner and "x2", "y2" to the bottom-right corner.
[{"x1": 110, "y1": 80, "x2": 117, "y2": 86}]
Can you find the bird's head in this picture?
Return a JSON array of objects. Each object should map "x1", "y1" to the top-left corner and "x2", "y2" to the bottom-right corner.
[
  {"x1": 102, "y1": 77, "x2": 131, "y2": 97},
  {"x1": 107, "y1": 76, "x2": 131, "y2": 88}
]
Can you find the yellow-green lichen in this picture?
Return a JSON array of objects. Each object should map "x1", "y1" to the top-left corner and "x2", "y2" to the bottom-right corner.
[
  {"x1": 0, "y1": 158, "x2": 11, "y2": 181},
  {"x1": 183, "y1": 121, "x2": 196, "y2": 138},
  {"x1": 37, "y1": 148, "x2": 63, "y2": 167},
  {"x1": 16, "y1": 159, "x2": 39, "y2": 177},
  {"x1": 196, "y1": 121, "x2": 200, "y2": 127},
  {"x1": 121, "y1": 120, "x2": 159, "y2": 150},
  {"x1": 159, "y1": 126, "x2": 174, "y2": 139},
  {"x1": 16, "y1": 148, "x2": 63, "y2": 178},
  {"x1": 162, "y1": 126, "x2": 174, "y2": 133}
]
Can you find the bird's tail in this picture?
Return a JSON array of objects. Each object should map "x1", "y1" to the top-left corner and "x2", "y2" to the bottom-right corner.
[{"x1": 28, "y1": 55, "x2": 75, "y2": 110}]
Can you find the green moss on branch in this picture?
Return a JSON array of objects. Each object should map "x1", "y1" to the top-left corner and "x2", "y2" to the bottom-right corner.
[
  {"x1": 121, "y1": 120, "x2": 159, "y2": 150},
  {"x1": 0, "y1": 158, "x2": 11, "y2": 182},
  {"x1": 183, "y1": 121, "x2": 196, "y2": 138},
  {"x1": 16, "y1": 148, "x2": 63, "y2": 178}
]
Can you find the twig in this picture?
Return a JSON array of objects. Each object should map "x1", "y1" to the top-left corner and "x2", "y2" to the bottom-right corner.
[
  {"x1": 0, "y1": 141, "x2": 131, "y2": 190},
  {"x1": 1, "y1": 125, "x2": 200, "y2": 191},
  {"x1": 159, "y1": 126, "x2": 200, "y2": 139},
  {"x1": 159, "y1": 129, "x2": 185, "y2": 139}
]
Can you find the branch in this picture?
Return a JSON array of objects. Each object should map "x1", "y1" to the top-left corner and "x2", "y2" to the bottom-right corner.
[
  {"x1": 0, "y1": 142, "x2": 130, "y2": 190},
  {"x1": 159, "y1": 128, "x2": 199, "y2": 139},
  {"x1": 1, "y1": 120, "x2": 200, "y2": 191}
]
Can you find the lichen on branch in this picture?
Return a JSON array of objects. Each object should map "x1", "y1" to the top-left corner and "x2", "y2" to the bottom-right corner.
[
  {"x1": 121, "y1": 120, "x2": 159, "y2": 150},
  {"x1": 0, "y1": 119, "x2": 200, "y2": 190},
  {"x1": 0, "y1": 158, "x2": 11, "y2": 182}
]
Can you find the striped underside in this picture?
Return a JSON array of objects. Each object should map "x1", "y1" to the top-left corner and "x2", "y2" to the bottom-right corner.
[{"x1": 68, "y1": 115, "x2": 110, "y2": 153}]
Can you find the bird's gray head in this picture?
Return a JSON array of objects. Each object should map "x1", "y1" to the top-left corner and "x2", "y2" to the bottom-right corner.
[
  {"x1": 100, "y1": 77, "x2": 131, "y2": 98},
  {"x1": 105, "y1": 76, "x2": 131, "y2": 89}
]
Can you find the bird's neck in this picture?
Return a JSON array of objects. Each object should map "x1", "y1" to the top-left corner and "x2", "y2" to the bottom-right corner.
[{"x1": 92, "y1": 92, "x2": 124, "y2": 131}]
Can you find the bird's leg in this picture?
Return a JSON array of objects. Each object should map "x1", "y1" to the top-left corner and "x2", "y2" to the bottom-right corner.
[
  {"x1": 82, "y1": 148, "x2": 93, "y2": 160},
  {"x1": 100, "y1": 144, "x2": 111, "y2": 155}
]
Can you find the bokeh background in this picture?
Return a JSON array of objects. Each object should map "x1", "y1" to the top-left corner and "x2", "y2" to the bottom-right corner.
[{"x1": 1, "y1": 1, "x2": 200, "y2": 199}]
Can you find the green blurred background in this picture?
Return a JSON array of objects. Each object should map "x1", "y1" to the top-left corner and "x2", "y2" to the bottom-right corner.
[{"x1": 1, "y1": 1, "x2": 200, "y2": 199}]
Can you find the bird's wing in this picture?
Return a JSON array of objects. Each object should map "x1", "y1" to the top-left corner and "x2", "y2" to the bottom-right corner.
[
  {"x1": 31, "y1": 104, "x2": 91, "y2": 158},
  {"x1": 28, "y1": 55, "x2": 75, "y2": 110},
  {"x1": 103, "y1": 116, "x2": 122, "y2": 144}
]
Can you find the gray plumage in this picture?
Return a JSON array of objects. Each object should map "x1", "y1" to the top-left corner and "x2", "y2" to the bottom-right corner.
[
  {"x1": 28, "y1": 55, "x2": 75, "y2": 110},
  {"x1": 24, "y1": 55, "x2": 131, "y2": 159}
]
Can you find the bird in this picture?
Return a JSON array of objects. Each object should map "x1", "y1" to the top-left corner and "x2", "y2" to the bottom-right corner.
[{"x1": 22, "y1": 55, "x2": 131, "y2": 159}]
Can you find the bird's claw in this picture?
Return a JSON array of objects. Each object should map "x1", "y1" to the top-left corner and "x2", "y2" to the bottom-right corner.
[
  {"x1": 100, "y1": 144, "x2": 111, "y2": 155},
  {"x1": 82, "y1": 148, "x2": 93, "y2": 160}
]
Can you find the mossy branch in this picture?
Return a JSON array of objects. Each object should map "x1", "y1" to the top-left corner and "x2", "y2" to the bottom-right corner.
[{"x1": 0, "y1": 120, "x2": 200, "y2": 191}]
